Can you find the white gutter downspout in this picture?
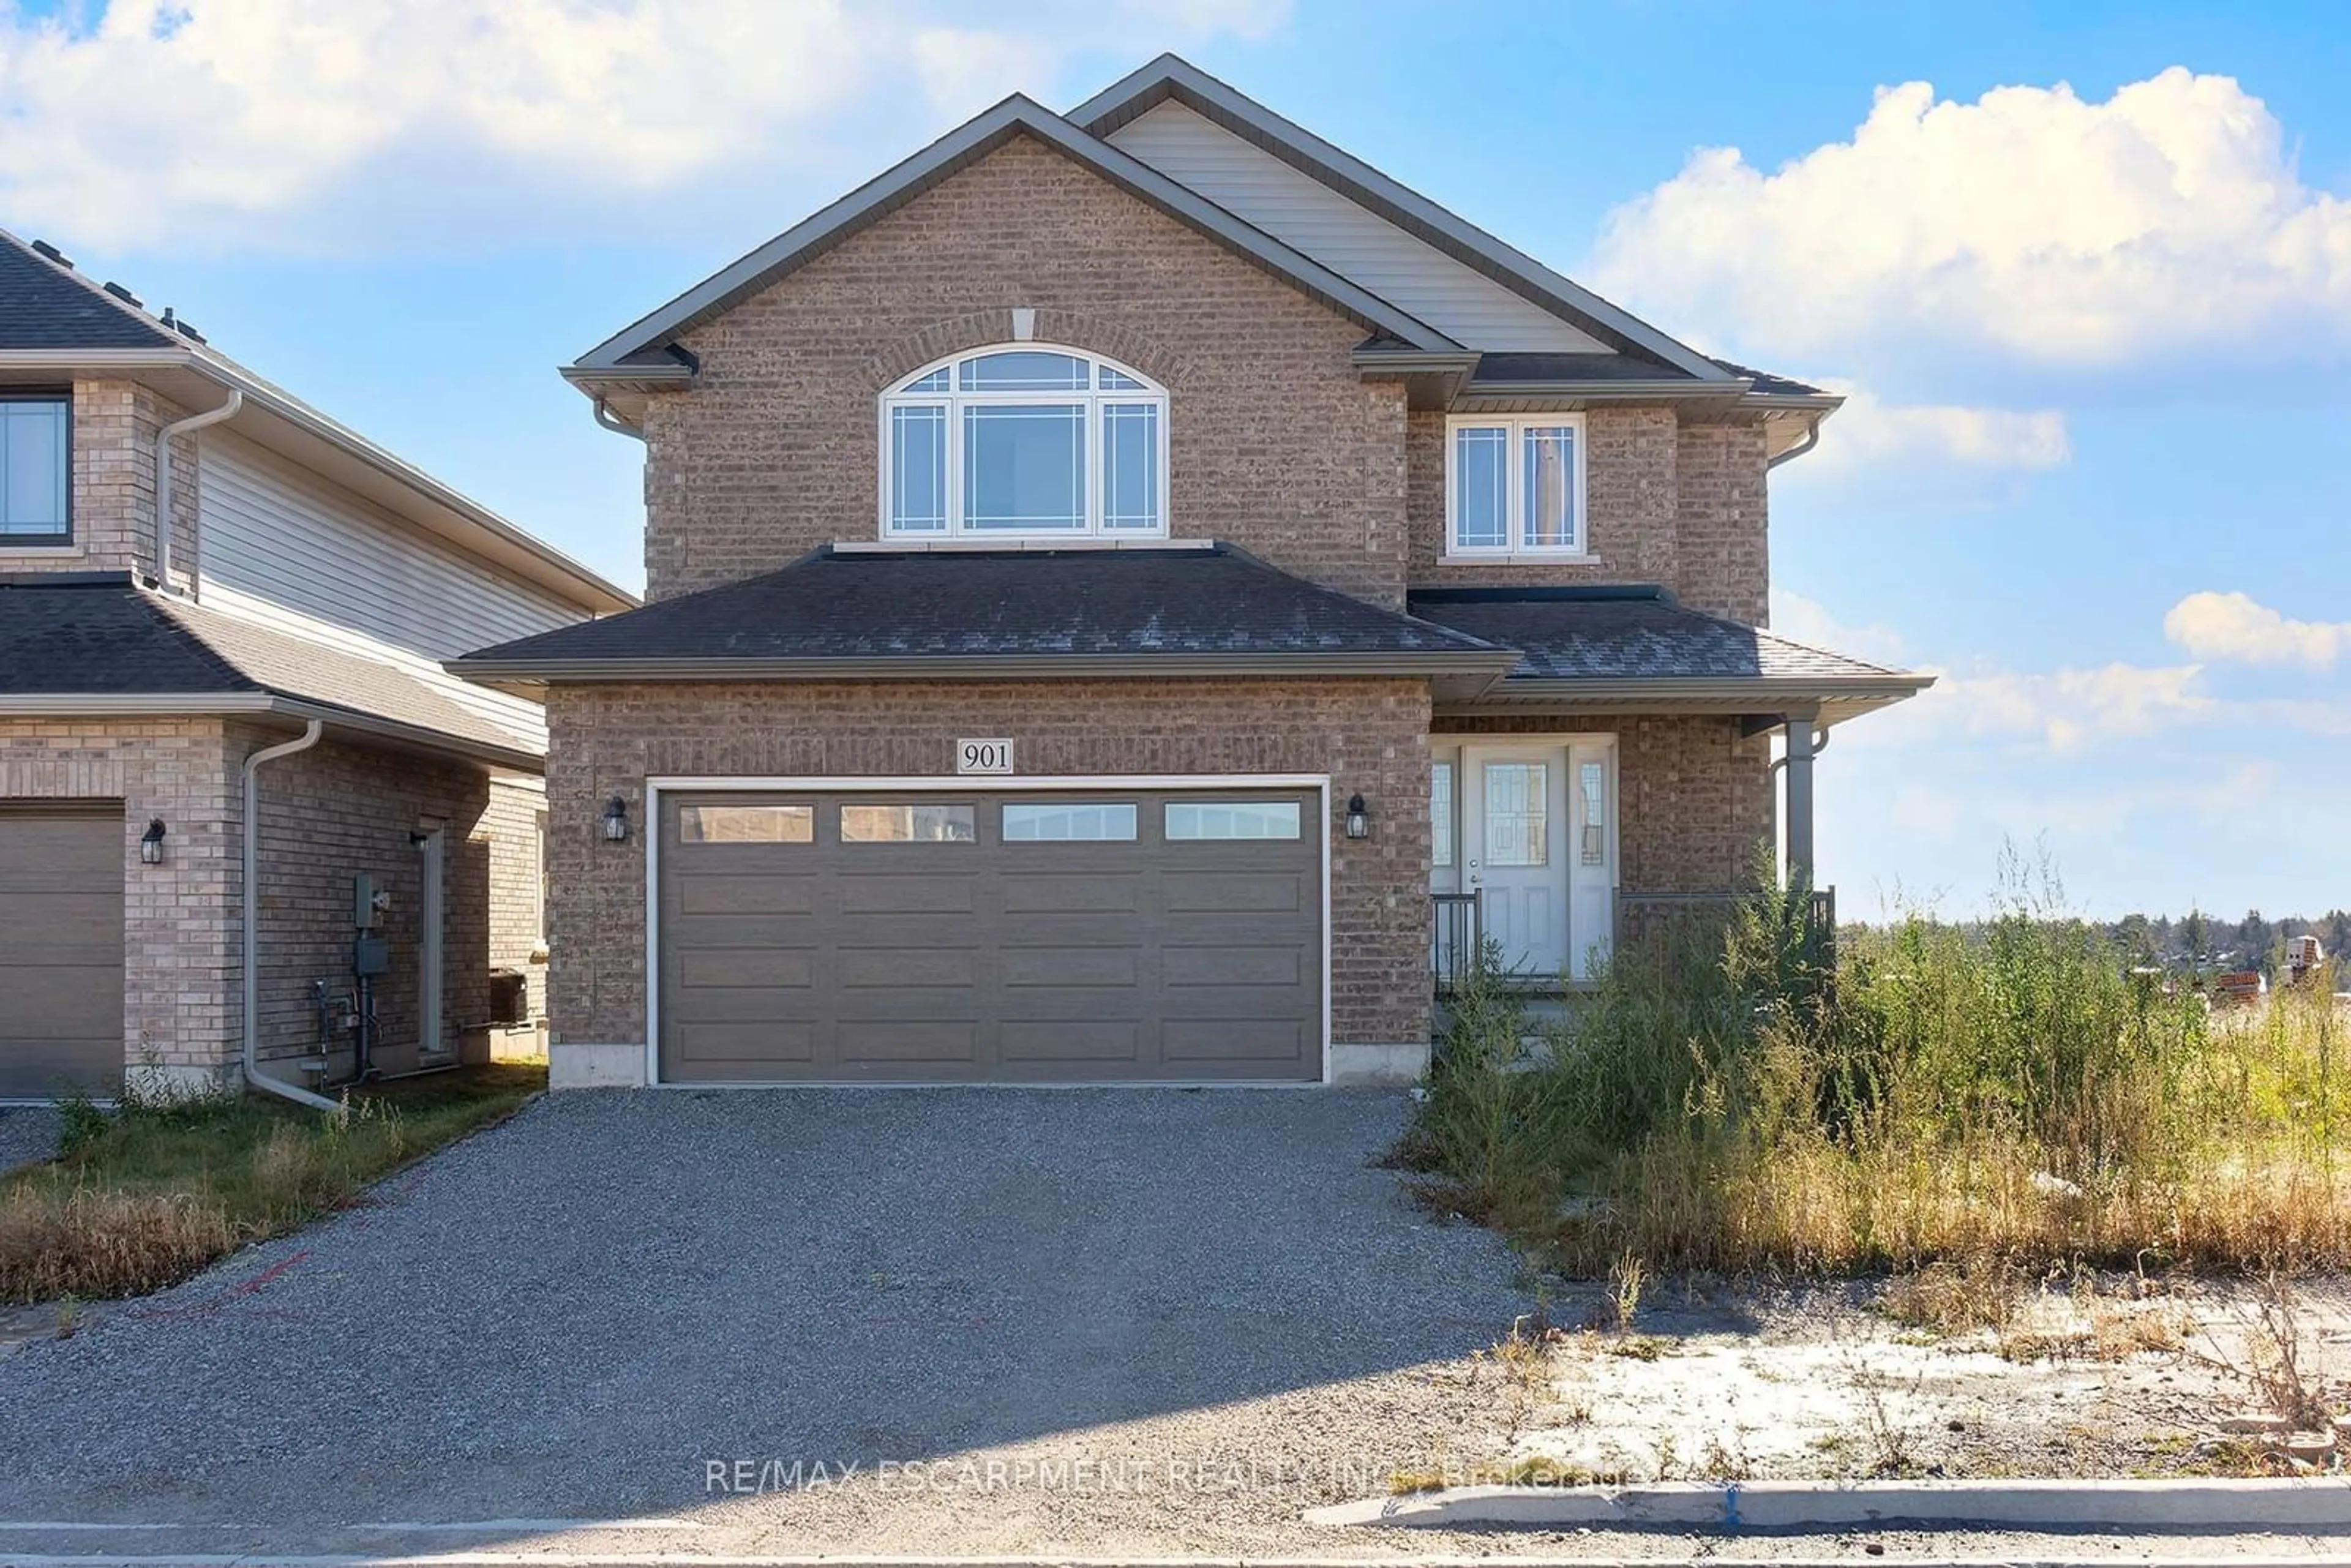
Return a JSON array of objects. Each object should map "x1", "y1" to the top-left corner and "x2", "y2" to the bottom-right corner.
[
  {"x1": 242, "y1": 720, "x2": 342, "y2": 1112},
  {"x1": 1766, "y1": 413, "x2": 1823, "y2": 470},
  {"x1": 154, "y1": 389, "x2": 242, "y2": 596}
]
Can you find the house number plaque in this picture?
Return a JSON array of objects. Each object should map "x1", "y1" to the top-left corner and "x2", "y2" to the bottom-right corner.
[{"x1": 956, "y1": 738, "x2": 1014, "y2": 775}]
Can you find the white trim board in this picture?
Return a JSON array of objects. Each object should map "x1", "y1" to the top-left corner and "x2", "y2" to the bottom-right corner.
[{"x1": 640, "y1": 774, "x2": 1333, "y2": 1089}]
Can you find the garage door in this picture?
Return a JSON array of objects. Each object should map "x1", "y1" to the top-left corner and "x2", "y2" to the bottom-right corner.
[
  {"x1": 658, "y1": 787, "x2": 1322, "y2": 1083},
  {"x1": 0, "y1": 806, "x2": 124, "y2": 1100}
]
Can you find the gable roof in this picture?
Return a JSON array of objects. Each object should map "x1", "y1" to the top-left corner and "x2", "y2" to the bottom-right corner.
[
  {"x1": 1069, "y1": 56, "x2": 1733, "y2": 382},
  {"x1": 0, "y1": 574, "x2": 542, "y2": 767},
  {"x1": 567, "y1": 96, "x2": 1458, "y2": 379},
  {"x1": 451, "y1": 543, "x2": 1518, "y2": 688}
]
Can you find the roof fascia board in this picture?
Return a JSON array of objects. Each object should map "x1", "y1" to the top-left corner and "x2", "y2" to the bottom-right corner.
[
  {"x1": 0, "y1": 691, "x2": 542, "y2": 767},
  {"x1": 1072, "y1": 59, "x2": 1729, "y2": 381},
  {"x1": 0, "y1": 692, "x2": 276, "y2": 715},
  {"x1": 449, "y1": 650, "x2": 1521, "y2": 683},
  {"x1": 559, "y1": 362, "x2": 693, "y2": 391},
  {"x1": 571, "y1": 95, "x2": 1457, "y2": 372},
  {"x1": 1490, "y1": 675, "x2": 1935, "y2": 703},
  {"x1": 0, "y1": 348, "x2": 187, "y2": 370},
  {"x1": 268, "y1": 697, "x2": 544, "y2": 771},
  {"x1": 0, "y1": 347, "x2": 637, "y2": 613}
]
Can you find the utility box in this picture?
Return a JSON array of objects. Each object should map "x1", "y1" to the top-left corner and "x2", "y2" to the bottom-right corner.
[
  {"x1": 353, "y1": 873, "x2": 384, "y2": 930},
  {"x1": 353, "y1": 935, "x2": 390, "y2": 977},
  {"x1": 486, "y1": 969, "x2": 529, "y2": 1027}
]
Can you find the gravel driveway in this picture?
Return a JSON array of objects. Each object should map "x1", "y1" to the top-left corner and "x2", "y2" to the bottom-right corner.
[
  {"x1": 0, "y1": 1088, "x2": 1531, "y2": 1558},
  {"x1": 0, "y1": 1106, "x2": 58, "y2": 1177}
]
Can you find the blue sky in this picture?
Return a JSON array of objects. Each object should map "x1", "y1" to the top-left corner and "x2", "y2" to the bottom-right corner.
[{"x1": 9, "y1": 0, "x2": 2347, "y2": 920}]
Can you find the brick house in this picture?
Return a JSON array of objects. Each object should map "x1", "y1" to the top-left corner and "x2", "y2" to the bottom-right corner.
[
  {"x1": 0, "y1": 233, "x2": 635, "y2": 1104},
  {"x1": 454, "y1": 56, "x2": 1930, "y2": 1089}
]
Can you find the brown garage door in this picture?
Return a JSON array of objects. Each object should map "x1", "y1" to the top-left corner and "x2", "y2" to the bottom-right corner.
[
  {"x1": 658, "y1": 788, "x2": 1322, "y2": 1083},
  {"x1": 0, "y1": 806, "x2": 124, "y2": 1100}
]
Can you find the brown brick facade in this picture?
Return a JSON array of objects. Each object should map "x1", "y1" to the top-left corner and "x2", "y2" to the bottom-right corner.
[
  {"x1": 1404, "y1": 407, "x2": 1772, "y2": 623},
  {"x1": 0, "y1": 381, "x2": 202, "y2": 581},
  {"x1": 0, "y1": 718, "x2": 242, "y2": 1072},
  {"x1": 483, "y1": 777, "x2": 550, "y2": 1032},
  {"x1": 641, "y1": 135, "x2": 1410, "y2": 607},
  {"x1": 1, "y1": 718, "x2": 548, "y2": 1086},
  {"x1": 544, "y1": 677, "x2": 1435, "y2": 1052},
  {"x1": 1673, "y1": 422, "x2": 1771, "y2": 625}
]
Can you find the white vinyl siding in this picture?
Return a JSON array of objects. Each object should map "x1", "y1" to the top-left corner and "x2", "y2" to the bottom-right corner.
[
  {"x1": 1108, "y1": 101, "x2": 1610, "y2": 354},
  {"x1": 199, "y1": 432, "x2": 580, "y2": 660}
]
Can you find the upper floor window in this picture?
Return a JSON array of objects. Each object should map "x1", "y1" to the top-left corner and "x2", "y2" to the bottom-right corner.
[
  {"x1": 1445, "y1": 414, "x2": 1584, "y2": 558},
  {"x1": 880, "y1": 347, "x2": 1167, "y2": 539},
  {"x1": 0, "y1": 395, "x2": 69, "y2": 543}
]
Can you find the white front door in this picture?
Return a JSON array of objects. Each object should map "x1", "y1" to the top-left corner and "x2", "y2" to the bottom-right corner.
[{"x1": 1461, "y1": 746, "x2": 1571, "y2": 979}]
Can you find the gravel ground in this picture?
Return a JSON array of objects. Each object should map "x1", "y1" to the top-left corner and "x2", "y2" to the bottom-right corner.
[
  {"x1": 0, "y1": 1087, "x2": 1543, "y2": 1557},
  {"x1": 0, "y1": 1106, "x2": 59, "y2": 1177}
]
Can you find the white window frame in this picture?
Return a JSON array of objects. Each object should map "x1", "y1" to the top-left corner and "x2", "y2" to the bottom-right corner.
[
  {"x1": 877, "y1": 343, "x2": 1171, "y2": 541},
  {"x1": 1442, "y1": 413, "x2": 1589, "y2": 560}
]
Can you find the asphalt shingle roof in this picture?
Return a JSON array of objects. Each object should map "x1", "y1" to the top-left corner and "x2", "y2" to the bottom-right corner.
[
  {"x1": 0, "y1": 574, "x2": 249, "y2": 692},
  {"x1": 1405, "y1": 587, "x2": 1908, "y2": 683},
  {"x1": 0, "y1": 575, "x2": 539, "y2": 756},
  {"x1": 457, "y1": 544, "x2": 1502, "y2": 667},
  {"x1": 1455, "y1": 352, "x2": 1826, "y2": 397},
  {"x1": 0, "y1": 237, "x2": 178, "y2": 351}
]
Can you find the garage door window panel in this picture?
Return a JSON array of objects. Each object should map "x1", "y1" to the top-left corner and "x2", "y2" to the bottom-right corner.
[
  {"x1": 680, "y1": 804, "x2": 813, "y2": 844},
  {"x1": 1164, "y1": 800, "x2": 1302, "y2": 841},
  {"x1": 1002, "y1": 802, "x2": 1138, "y2": 842},
  {"x1": 840, "y1": 803, "x2": 977, "y2": 843}
]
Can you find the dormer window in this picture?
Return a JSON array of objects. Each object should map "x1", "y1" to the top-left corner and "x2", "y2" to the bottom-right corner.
[
  {"x1": 1444, "y1": 414, "x2": 1587, "y2": 558},
  {"x1": 880, "y1": 347, "x2": 1168, "y2": 539}
]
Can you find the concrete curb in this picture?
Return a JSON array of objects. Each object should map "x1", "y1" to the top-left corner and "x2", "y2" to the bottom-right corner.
[{"x1": 1304, "y1": 1477, "x2": 2351, "y2": 1531}]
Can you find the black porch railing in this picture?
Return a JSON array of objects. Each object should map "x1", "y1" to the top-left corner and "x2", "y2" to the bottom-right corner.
[
  {"x1": 1804, "y1": 885, "x2": 1838, "y2": 973},
  {"x1": 1430, "y1": 891, "x2": 1480, "y2": 995}
]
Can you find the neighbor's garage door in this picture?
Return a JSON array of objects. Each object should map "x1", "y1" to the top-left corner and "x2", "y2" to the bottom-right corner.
[
  {"x1": 0, "y1": 806, "x2": 124, "y2": 1100},
  {"x1": 658, "y1": 788, "x2": 1322, "y2": 1083}
]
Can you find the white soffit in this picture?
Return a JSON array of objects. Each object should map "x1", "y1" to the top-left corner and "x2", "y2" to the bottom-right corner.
[{"x1": 1109, "y1": 101, "x2": 1610, "y2": 354}]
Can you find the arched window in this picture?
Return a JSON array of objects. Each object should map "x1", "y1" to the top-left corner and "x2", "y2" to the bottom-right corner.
[{"x1": 880, "y1": 346, "x2": 1168, "y2": 539}]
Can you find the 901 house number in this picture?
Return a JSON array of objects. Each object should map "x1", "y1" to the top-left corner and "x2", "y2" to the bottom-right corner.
[{"x1": 957, "y1": 738, "x2": 1014, "y2": 775}]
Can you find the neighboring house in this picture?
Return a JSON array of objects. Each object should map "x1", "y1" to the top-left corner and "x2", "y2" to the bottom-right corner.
[
  {"x1": 453, "y1": 56, "x2": 1930, "y2": 1090},
  {"x1": 0, "y1": 233, "x2": 636, "y2": 1105}
]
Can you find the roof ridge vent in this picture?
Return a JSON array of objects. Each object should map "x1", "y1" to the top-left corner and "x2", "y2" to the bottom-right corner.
[
  {"x1": 28, "y1": 238, "x2": 73, "y2": 269},
  {"x1": 101, "y1": 280, "x2": 143, "y2": 308}
]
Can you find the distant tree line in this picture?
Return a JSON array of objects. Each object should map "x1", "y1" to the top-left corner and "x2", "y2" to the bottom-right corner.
[{"x1": 2107, "y1": 908, "x2": 2351, "y2": 976}]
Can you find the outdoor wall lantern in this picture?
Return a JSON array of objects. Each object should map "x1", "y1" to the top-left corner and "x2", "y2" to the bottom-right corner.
[
  {"x1": 139, "y1": 817, "x2": 167, "y2": 865},
  {"x1": 1344, "y1": 793, "x2": 1370, "y2": 840},
  {"x1": 602, "y1": 796, "x2": 630, "y2": 843}
]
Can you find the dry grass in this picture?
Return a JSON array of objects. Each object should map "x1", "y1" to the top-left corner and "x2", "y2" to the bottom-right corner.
[
  {"x1": 0, "y1": 1188, "x2": 234, "y2": 1301},
  {"x1": 0, "y1": 1064, "x2": 542, "y2": 1302},
  {"x1": 1406, "y1": 857, "x2": 2351, "y2": 1282}
]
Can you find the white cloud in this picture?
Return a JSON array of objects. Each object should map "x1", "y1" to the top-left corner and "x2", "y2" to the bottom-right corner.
[
  {"x1": 0, "y1": 1, "x2": 1288, "y2": 252},
  {"x1": 1590, "y1": 67, "x2": 2351, "y2": 368},
  {"x1": 1769, "y1": 588, "x2": 1910, "y2": 666},
  {"x1": 1805, "y1": 383, "x2": 2071, "y2": 475},
  {"x1": 1928, "y1": 662, "x2": 2213, "y2": 752},
  {"x1": 1771, "y1": 592, "x2": 2216, "y2": 753},
  {"x1": 2164, "y1": 590, "x2": 2350, "y2": 669}
]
